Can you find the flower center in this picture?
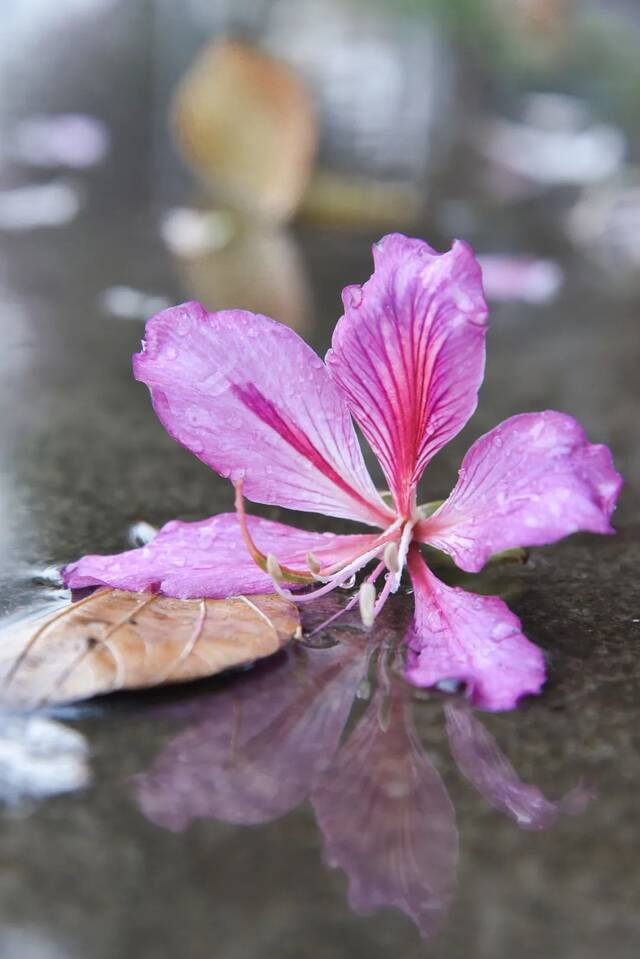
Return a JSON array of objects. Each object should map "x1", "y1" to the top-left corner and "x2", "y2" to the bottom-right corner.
[{"x1": 235, "y1": 481, "x2": 420, "y2": 631}]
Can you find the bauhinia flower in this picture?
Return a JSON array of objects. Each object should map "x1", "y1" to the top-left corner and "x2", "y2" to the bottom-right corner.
[{"x1": 63, "y1": 234, "x2": 622, "y2": 710}]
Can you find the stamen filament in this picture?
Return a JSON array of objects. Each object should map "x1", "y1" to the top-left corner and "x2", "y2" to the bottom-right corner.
[
  {"x1": 304, "y1": 561, "x2": 386, "y2": 638},
  {"x1": 277, "y1": 540, "x2": 387, "y2": 604},
  {"x1": 234, "y1": 482, "x2": 314, "y2": 584}
]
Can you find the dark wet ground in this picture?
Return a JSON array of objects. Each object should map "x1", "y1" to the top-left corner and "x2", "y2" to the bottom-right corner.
[{"x1": 1, "y1": 3, "x2": 640, "y2": 958}]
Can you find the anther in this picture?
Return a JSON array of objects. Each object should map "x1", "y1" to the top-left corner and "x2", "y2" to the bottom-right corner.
[
  {"x1": 306, "y1": 551, "x2": 321, "y2": 576},
  {"x1": 358, "y1": 582, "x2": 376, "y2": 628},
  {"x1": 266, "y1": 554, "x2": 283, "y2": 583},
  {"x1": 383, "y1": 541, "x2": 400, "y2": 574}
]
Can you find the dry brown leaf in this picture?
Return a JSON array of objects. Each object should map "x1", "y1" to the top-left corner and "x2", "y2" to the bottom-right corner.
[
  {"x1": 0, "y1": 590, "x2": 300, "y2": 710},
  {"x1": 172, "y1": 40, "x2": 316, "y2": 222}
]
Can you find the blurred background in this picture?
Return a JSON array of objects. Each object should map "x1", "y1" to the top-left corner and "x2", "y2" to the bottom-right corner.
[
  {"x1": 1, "y1": 0, "x2": 638, "y2": 598},
  {"x1": 1, "y1": 1, "x2": 640, "y2": 958}
]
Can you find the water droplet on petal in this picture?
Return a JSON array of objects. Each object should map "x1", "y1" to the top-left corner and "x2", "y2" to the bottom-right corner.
[
  {"x1": 436, "y1": 678, "x2": 463, "y2": 693},
  {"x1": 346, "y1": 285, "x2": 363, "y2": 308},
  {"x1": 339, "y1": 574, "x2": 357, "y2": 590},
  {"x1": 490, "y1": 621, "x2": 518, "y2": 643}
]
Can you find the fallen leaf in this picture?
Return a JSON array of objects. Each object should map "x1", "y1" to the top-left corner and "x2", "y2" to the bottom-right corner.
[
  {"x1": 0, "y1": 590, "x2": 300, "y2": 709},
  {"x1": 172, "y1": 40, "x2": 316, "y2": 222}
]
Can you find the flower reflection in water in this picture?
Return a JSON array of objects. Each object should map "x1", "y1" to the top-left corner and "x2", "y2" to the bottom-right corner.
[
  {"x1": 132, "y1": 610, "x2": 593, "y2": 938},
  {"x1": 311, "y1": 643, "x2": 457, "y2": 938}
]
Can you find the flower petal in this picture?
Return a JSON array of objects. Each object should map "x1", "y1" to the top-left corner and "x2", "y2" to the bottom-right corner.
[
  {"x1": 62, "y1": 513, "x2": 378, "y2": 600},
  {"x1": 418, "y1": 412, "x2": 622, "y2": 573},
  {"x1": 134, "y1": 302, "x2": 392, "y2": 527},
  {"x1": 404, "y1": 546, "x2": 545, "y2": 711},
  {"x1": 326, "y1": 234, "x2": 488, "y2": 516}
]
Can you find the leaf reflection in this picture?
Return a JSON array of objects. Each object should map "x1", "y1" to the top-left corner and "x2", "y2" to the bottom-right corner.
[{"x1": 132, "y1": 630, "x2": 593, "y2": 938}]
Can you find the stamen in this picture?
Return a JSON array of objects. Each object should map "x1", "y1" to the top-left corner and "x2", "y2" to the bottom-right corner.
[
  {"x1": 306, "y1": 551, "x2": 321, "y2": 575},
  {"x1": 373, "y1": 570, "x2": 395, "y2": 617},
  {"x1": 312, "y1": 515, "x2": 404, "y2": 579},
  {"x1": 234, "y1": 481, "x2": 314, "y2": 585},
  {"x1": 392, "y1": 519, "x2": 416, "y2": 594},
  {"x1": 383, "y1": 541, "x2": 400, "y2": 574},
  {"x1": 359, "y1": 582, "x2": 376, "y2": 628},
  {"x1": 304, "y1": 561, "x2": 385, "y2": 638},
  {"x1": 266, "y1": 553, "x2": 283, "y2": 583}
]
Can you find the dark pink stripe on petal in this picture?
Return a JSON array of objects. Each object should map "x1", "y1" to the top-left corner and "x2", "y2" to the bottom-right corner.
[
  {"x1": 327, "y1": 235, "x2": 488, "y2": 516},
  {"x1": 133, "y1": 303, "x2": 391, "y2": 527},
  {"x1": 231, "y1": 382, "x2": 388, "y2": 520}
]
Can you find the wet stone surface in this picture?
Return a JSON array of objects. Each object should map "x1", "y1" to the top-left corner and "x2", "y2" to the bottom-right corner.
[
  {"x1": 1, "y1": 5, "x2": 640, "y2": 958},
  {"x1": 0, "y1": 200, "x2": 639, "y2": 959}
]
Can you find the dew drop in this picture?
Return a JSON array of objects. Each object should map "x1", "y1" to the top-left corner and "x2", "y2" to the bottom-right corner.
[
  {"x1": 347, "y1": 285, "x2": 363, "y2": 308},
  {"x1": 187, "y1": 406, "x2": 207, "y2": 427},
  {"x1": 339, "y1": 574, "x2": 357, "y2": 590},
  {"x1": 490, "y1": 621, "x2": 517, "y2": 643}
]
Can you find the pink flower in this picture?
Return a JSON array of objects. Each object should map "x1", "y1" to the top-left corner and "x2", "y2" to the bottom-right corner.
[{"x1": 63, "y1": 234, "x2": 622, "y2": 710}]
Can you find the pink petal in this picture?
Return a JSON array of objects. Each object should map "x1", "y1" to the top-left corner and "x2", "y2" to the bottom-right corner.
[
  {"x1": 326, "y1": 234, "x2": 488, "y2": 516},
  {"x1": 133, "y1": 638, "x2": 367, "y2": 829},
  {"x1": 418, "y1": 411, "x2": 622, "y2": 573},
  {"x1": 445, "y1": 699, "x2": 594, "y2": 829},
  {"x1": 311, "y1": 684, "x2": 457, "y2": 938},
  {"x1": 62, "y1": 513, "x2": 378, "y2": 600},
  {"x1": 133, "y1": 302, "x2": 392, "y2": 527},
  {"x1": 404, "y1": 546, "x2": 545, "y2": 711}
]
